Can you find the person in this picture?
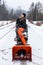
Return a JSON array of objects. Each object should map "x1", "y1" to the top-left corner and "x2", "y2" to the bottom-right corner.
[
  {"x1": 16, "y1": 13, "x2": 28, "y2": 45},
  {"x1": 16, "y1": 13, "x2": 26, "y2": 28}
]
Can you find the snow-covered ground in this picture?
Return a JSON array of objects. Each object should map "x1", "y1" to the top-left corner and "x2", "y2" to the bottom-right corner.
[
  {"x1": 0, "y1": 21, "x2": 43, "y2": 65},
  {"x1": 0, "y1": 21, "x2": 11, "y2": 27}
]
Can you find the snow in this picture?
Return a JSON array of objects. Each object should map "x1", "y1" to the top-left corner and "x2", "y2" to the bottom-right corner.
[
  {"x1": 0, "y1": 21, "x2": 11, "y2": 27},
  {"x1": 0, "y1": 21, "x2": 43, "y2": 65}
]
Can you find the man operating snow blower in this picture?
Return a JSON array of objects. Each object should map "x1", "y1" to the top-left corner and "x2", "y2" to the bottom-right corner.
[{"x1": 12, "y1": 13, "x2": 32, "y2": 61}]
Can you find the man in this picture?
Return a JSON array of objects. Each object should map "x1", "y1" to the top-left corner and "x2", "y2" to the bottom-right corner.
[
  {"x1": 16, "y1": 13, "x2": 26, "y2": 28},
  {"x1": 16, "y1": 13, "x2": 28, "y2": 45}
]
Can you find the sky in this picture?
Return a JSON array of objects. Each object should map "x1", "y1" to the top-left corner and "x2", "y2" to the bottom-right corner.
[{"x1": 4, "y1": 0, "x2": 43, "y2": 11}]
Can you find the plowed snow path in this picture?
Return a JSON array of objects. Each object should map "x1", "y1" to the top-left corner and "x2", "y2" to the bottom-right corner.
[{"x1": 0, "y1": 22, "x2": 43, "y2": 65}]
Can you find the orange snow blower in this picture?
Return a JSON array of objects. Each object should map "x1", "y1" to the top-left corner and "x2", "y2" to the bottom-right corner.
[{"x1": 12, "y1": 27, "x2": 32, "y2": 61}]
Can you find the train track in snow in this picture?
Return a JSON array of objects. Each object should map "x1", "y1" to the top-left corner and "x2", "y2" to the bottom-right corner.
[
  {"x1": 0, "y1": 25, "x2": 16, "y2": 40},
  {"x1": 0, "y1": 22, "x2": 15, "y2": 30}
]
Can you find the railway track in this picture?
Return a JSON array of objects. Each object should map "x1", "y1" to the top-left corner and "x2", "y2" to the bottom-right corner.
[{"x1": 0, "y1": 27, "x2": 15, "y2": 39}]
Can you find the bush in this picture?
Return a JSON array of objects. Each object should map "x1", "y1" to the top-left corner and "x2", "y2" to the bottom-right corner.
[{"x1": 36, "y1": 21, "x2": 41, "y2": 26}]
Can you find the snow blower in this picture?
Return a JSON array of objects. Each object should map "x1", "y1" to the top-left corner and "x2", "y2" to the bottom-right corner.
[{"x1": 12, "y1": 19, "x2": 32, "y2": 61}]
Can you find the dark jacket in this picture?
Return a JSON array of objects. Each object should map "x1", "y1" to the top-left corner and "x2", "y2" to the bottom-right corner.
[{"x1": 16, "y1": 18, "x2": 27, "y2": 29}]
